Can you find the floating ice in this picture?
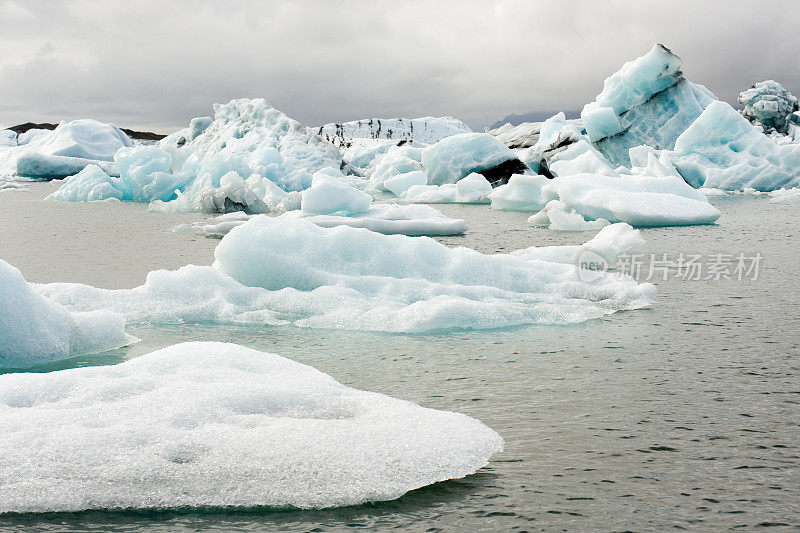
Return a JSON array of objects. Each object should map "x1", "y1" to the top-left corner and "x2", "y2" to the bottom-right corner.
[
  {"x1": 668, "y1": 101, "x2": 800, "y2": 191},
  {"x1": 301, "y1": 175, "x2": 372, "y2": 215},
  {"x1": 489, "y1": 174, "x2": 555, "y2": 211},
  {"x1": 0, "y1": 341, "x2": 503, "y2": 512},
  {"x1": 0, "y1": 119, "x2": 132, "y2": 178},
  {"x1": 534, "y1": 174, "x2": 720, "y2": 228},
  {"x1": 0, "y1": 259, "x2": 134, "y2": 368},
  {"x1": 399, "y1": 173, "x2": 492, "y2": 204},
  {"x1": 420, "y1": 133, "x2": 524, "y2": 186},
  {"x1": 491, "y1": 172, "x2": 719, "y2": 227},
  {"x1": 581, "y1": 44, "x2": 716, "y2": 166},
  {"x1": 512, "y1": 223, "x2": 644, "y2": 264},
  {"x1": 738, "y1": 80, "x2": 799, "y2": 134},
  {"x1": 41, "y1": 217, "x2": 655, "y2": 332},
  {"x1": 528, "y1": 201, "x2": 611, "y2": 231}
]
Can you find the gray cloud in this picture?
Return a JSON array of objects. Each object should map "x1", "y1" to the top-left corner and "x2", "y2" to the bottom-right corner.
[{"x1": 1, "y1": 0, "x2": 798, "y2": 132}]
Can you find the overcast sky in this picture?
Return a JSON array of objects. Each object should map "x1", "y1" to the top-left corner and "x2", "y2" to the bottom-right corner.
[{"x1": 1, "y1": 0, "x2": 798, "y2": 133}]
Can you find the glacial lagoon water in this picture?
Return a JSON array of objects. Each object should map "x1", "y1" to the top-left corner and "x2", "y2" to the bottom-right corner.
[{"x1": 0, "y1": 182, "x2": 798, "y2": 531}]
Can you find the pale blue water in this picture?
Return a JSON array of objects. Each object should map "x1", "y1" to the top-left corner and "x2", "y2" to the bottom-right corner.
[{"x1": 1, "y1": 185, "x2": 798, "y2": 531}]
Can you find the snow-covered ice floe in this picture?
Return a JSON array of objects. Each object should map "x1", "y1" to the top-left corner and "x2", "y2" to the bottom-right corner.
[
  {"x1": 0, "y1": 120, "x2": 131, "y2": 179},
  {"x1": 738, "y1": 80, "x2": 799, "y2": 135},
  {"x1": 0, "y1": 341, "x2": 503, "y2": 512},
  {"x1": 0, "y1": 259, "x2": 135, "y2": 369},
  {"x1": 175, "y1": 204, "x2": 467, "y2": 237},
  {"x1": 490, "y1": 173, "x2": 720, "y2": 228},
  {"x1": 40, "y1": 217, "x2": 654, "y2": 333}
]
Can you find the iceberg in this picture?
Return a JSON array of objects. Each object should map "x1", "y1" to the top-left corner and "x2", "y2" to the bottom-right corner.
[
  {"x1": 0, "y1": 341, "x2": 503, "y2": 512},
  {"x1": 738, "y1": 80, "x2": 799, "y2": 134},
  {"x1": 489, "y1": 174, "x2": 555, "y2": 211},
  {"x1": 668, "y1": 101, "x2": 800, "y2": 191},
  {"x1": 40, "y1": 217, "x2": 655, "y2": 333},
  {"x1": 48, "y1": 99, "x2": 347, "y2": 213},
  {"x1": 581, "y1": 44, "x2": 716, "y2": 167},
  {"x1": 537, "y1": 174, "x2": 721, "y2": 227},
  {"x1": 512, "y1": 223, "x2": 644, "y2": 264},
  {"x1": 490, "y1": 172, "x2": 720, "y2": 227},
  {"x1": 0, "y1": 119, "x2": 132, "y2": 178},
  {"x1": 399, "y1": 173, "x2": 492, "y2": 204},
  {"x1": 300, "y1": 174, "x2": 372, "y2": 215},
  {"x1": 0, "y1": 259, "x2": 134, "y2": 368},
  {"x1": 420, "y1": 133, "x2": 527, "y2": 186}
]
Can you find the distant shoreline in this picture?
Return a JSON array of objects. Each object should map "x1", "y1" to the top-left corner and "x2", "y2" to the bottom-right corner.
[{"x1": 4, "y1": 121, "x2": 166, "y2": 141}]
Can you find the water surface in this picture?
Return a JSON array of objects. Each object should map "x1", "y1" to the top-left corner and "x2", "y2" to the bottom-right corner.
[{"x1": 1, "y1": 185, "x2": 798, "y2": 531}]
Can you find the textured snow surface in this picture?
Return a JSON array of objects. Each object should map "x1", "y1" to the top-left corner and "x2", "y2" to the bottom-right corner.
[
  {"x1": 668, "y1": 101, "x2": 800, "y2": 191},
  {"x1": 0, "y1": 341, "x2": 503, "y2": 512},
  {"x1": 0, "y1": 259, "x2": 134, "y2": 368},
  {"x1": 0, "y1": 120, "x2": 131, "y2": 178},
  {"x1": 40, "y1": 217, "x2": 654, "y2": 332},
  {"x1": 317, "y1": 117, "x2": 471, "y2": 147}
]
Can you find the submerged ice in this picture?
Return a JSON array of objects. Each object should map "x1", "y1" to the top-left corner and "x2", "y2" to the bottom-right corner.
[{"x1": 0, "y1": 341, "x2": 503, "y2": 512}]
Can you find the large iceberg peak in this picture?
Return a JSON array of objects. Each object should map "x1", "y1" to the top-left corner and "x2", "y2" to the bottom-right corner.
[
  {"x1": 738, "y1": 80, "x2": 799, "y2": 134},
  {"x1": 581, "y1": 44, "x2": 716, "y2": 166}
]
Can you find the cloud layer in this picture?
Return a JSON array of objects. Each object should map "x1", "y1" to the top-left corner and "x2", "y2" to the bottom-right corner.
[{"x1": 1, "y1": 0, "x2": 798, "y2": 132}]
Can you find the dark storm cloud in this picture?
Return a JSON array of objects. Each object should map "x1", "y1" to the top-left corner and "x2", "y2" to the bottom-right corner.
[{"x1": 1, "y1": 0, "x2": 798, "y2": 132}]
